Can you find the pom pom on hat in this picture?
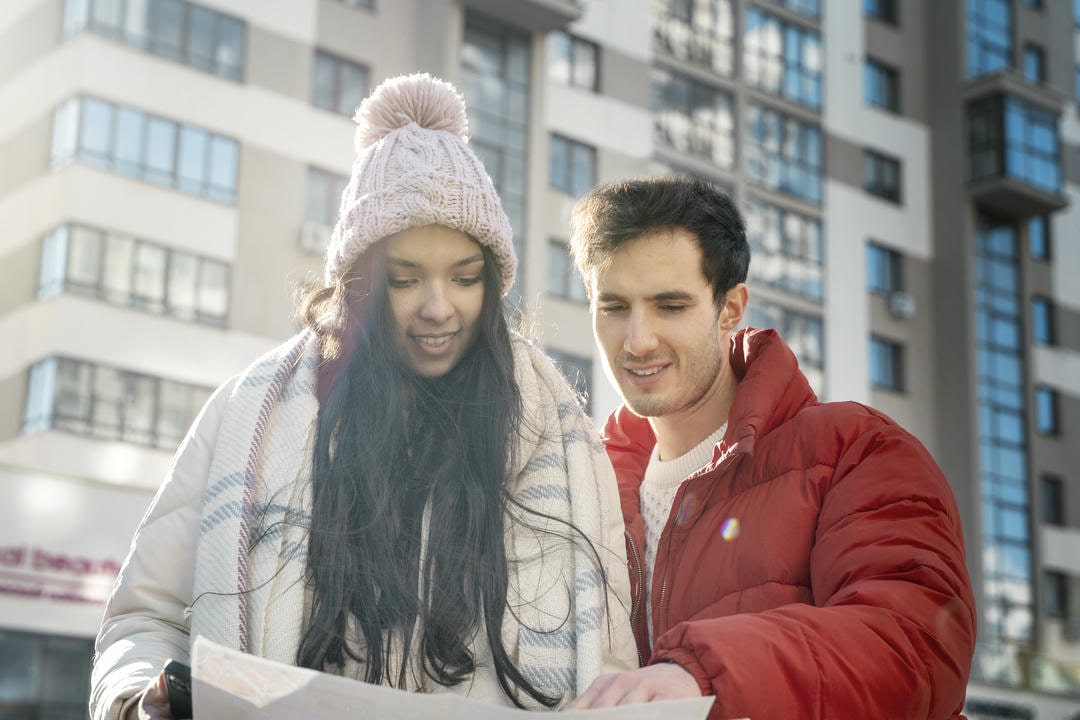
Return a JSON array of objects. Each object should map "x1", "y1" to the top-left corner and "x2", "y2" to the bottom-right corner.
[{"x1": 325, "y1": 73, "x2": 517, "y2": 295}]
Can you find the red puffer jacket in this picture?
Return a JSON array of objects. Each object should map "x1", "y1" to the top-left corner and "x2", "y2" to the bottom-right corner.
[{"x1": 604, "y1": 328, "x2": 976, "y2": 720}]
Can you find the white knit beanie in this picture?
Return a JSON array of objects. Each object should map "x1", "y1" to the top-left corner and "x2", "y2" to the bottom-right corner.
[{"x1": 324, "y1": 73, "x2": 517, "y2": 295}]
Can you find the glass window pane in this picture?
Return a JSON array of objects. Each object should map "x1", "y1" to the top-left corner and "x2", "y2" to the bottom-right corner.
[
  {"x1": 337, "y1": 61, "x2": 368, "y2": 116},
  {"x1": 51, "y1": 98, "x2": 81, "y2": 166},
  {"x1": 216, "y1": 17, "x2": 245, "y2": 80},
  {"x1": 67, "y1": 225, "x2": 103, "y2": 291},
  {"x1": 187, "y1": 6, "x2": 216, "y2": 72},
  {"x1": 102, "y1": 234, "x2": 135, "y2": 303},
  {"x1": 144, "y1": 117, "x2": 176, "y2": 185},
  {"x1": 0, "y1": 632, "x2": 39, "y2": 701},
  {"x1": 177, "y1": 126, "x2": 208, "y2": 194},
  {"x1": 38, "y1": 226, "x2": 70, "y2": 299},
  {"x1": 132, "y1": 243, "x2": 167, "y2": 311},
  {"x1": 151, "y1": 0, "x2": 184, "y2": 59},
  {"x1": 197, "y1": 260, "x2": 229, "y2": 321},
  {"x1": 79, "y1": 98, "x2": 114, "y2": 165},
  {"x1": 312, "y1": 53, "x2": 336, "y2": 110},
  {"x1": 62, "y1": 0, "x2": 90, "y2": 38},
  {"x1": 54, "y1": 359, "x2": 91, "y2": 433},
  {"x1": 23, "y1": 359, "x2": 58, "y2": 434},
  {"x1": 90, "y1": 0, "x2": 123, "y2": 32},
  {"x1": 123, "y1": 0, "x2": 150, "y2": 48},
  {"x1": 42, "y1": 637, "x2": 93, "y2": 704},
  {"x1": 90, "y1": 367, "x2": 123, "y2": 439},
  {"x1": 166, "y1": 252, "x2": 198, "y2": 320},
  {"x1": 157, "y1": 380, "x2": 192, "y2": 447},
  {"x1": 123, "y1": 374, "x2": 157, "y2": 444},
  {"x1": 207, "y1": 136, "x2": 238, "y2": 202},
  {"x1": 114, "y1": 107, "x2": 145, "y2": 177}
]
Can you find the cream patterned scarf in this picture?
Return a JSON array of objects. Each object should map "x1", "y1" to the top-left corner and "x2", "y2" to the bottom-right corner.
[{"x1": 190, "y1": 330, "x2": 631, "y2": 707}]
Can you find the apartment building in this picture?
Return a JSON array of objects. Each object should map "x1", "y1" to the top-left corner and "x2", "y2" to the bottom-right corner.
[{"x1": 0, "y1": 0, "x2": 1077, "y2": 717}]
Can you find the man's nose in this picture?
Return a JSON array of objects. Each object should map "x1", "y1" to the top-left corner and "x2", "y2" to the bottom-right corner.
[{"x1": 624, "y1": 311, "x2": 659, "y2": 357}]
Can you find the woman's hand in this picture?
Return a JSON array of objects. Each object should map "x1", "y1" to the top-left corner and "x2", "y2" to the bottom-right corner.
[{"x1": 123, "y1": 672, "x2": 174, "y2": 720}]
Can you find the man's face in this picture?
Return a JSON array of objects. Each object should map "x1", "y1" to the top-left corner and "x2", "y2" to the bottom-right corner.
[{"x1": 590, "y1": 228, "x2": 735, "y2": 420}]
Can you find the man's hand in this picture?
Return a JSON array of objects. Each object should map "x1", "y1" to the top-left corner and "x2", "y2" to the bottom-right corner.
[
  {"x1": 123, "y1": 672, "x2": 173, "y2": 720},
  {"x1": 569, "y1": 662, "x2": 702, "y2": 709}
]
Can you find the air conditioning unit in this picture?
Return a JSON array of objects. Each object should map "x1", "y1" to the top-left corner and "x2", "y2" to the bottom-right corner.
[
  {"x1": 888, "y1": 291, "x2": 916, "y2": 320},
  {"x1": 299, "y1": 221, "x2": 331, "y2": 255}
]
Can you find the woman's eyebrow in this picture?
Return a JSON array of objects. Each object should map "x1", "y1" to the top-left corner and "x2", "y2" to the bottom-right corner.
[{"x1": 386, "y1": 254, "x2": 485, "y2": 268}]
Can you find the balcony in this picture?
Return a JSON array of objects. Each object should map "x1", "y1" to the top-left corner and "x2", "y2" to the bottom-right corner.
[
  {"x1": 965, "y1": 82, "x2": 1068, "y2": 220},
  {"x1": 459, "y1": 0, "x2": 582, "y2": 33}
]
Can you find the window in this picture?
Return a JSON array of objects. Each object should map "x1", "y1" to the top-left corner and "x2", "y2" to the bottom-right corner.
[
  {"x1": 870, "y1": 336, "x2": 905, "y2": 392},
  {"x1": 1023, "y1": 44, "x2": 1045, "y2": 84},
  {"x1": 1028, "y1": 215, "x2": 1050, "y2": 260},
  {"x1": 547, "y1": 239, "x2": 588, "y2": 304},
  {"x1": 0, "y1": 629, "x2": 94, "y2": 719},
  {"x1": 777, "y1": 0, "x2": 820, "y2": 19},
  {"x1": 1044, "y1": 571, "x2": 1068, "y2": 618},
  {"x1": 312, "y1": 50, "x2": 369, "y2": 116},
  {"x1": 745, "y1": 104, "x2": 823, "y2": 204},
  {"x1": 549, "y1": 133, "x2": 596, "y2": 197},
  {"x1": 1075, "y1": 66, "x2": 1079, "y2": 102},
  {"x1": 864, "y1": 150, "x2": 902, "y2": 202},
  {"x1": 1035, "y1": 386, "x2": 1059, "y2": 435},
  {"x1": 745, "y1": 199, "x2": 824, "y2": 302},
  {"x1": 23, "y1": 357, "x2": 211, "y2": 450},
  {"x1": 37, "y1": 224, "x2": 230, "y2": 325},
  {"x1": 865, "y1": 0, "x2": 898, "y2": 24},
  {"x1": 975, "y1": 218, "x2": 1033, "y2": 645},
  {"x1": 745, "y1": 302, "x2": 824, "y2": 394},
  {"x1": 1021, "y1": 0, "x2": 1041, "y2": 7},
  {"x1": 967, "y1": 0, "x2": 1012, "y2": 77},
  {"x1": 1031, "y1": 297, "x2": 1055, "y2": 345},
  {"x1": 653, "y1": 68, "x2": 735, "y2": 168},
  {"x1": 545, "y1": 348, "x2": 592, "y2": 412},
  {"x1": 969, "y1": 95, "x2": 1061, "y2": 195},
  {"x1": 653, "y1": 0, "x2": 735, "y2": 76},
  {"x1": 1076, "y1": 0, "x2": 1080, "y2": 24},
  {"x1": 1041, "y1": 474, "x2": 1064, "y2": 525},
  {"x1": 50, "y1": 97, "x2": 239, "y2": 203},
  {"x1": 865, "y1": 58, "x2": 900, "y2": 112},
  {"x1": 744, "y1": 7, "x2": 823, "y2": 110},
  {"x1": 334, "y1": 0, "x2": 373, "y2": 8},
  {"x1": 866, "y1": 241, "x2": 903, "y2": 294},
  {"x1": 548, "y1": 31, "x2": 598, "y2": 91},
  {"x1": 62, "y1": 0, "x2": 245, "y2": 81},
  {"x1": 305, "y1": 167, "x2": 348, "y2": 226},
  {"x1": 460, "y1": 15, "x2": 531, "y2": 299}
]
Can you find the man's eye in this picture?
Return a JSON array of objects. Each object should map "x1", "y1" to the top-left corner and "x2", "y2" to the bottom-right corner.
[
  {"x1": 597, "y1": 305, "x2": 626, "y2": 315},
  {"x1": 659, "y1": 305, "x2": 687, "y2": 313}
]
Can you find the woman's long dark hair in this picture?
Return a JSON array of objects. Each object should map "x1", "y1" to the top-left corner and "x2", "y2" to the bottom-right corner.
[{"x1": 295, "y1": 243, "x2": 560, "y2": 707}]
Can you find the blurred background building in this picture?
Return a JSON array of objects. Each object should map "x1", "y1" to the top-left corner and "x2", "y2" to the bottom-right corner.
[{"x1": 0, "y1": 0, "x2": 1078, "y2": 717}]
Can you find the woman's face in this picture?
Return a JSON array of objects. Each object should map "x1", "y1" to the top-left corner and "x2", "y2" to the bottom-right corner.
[{"x1": 384, "y1": 224, "x2": 487, "y2": 378}]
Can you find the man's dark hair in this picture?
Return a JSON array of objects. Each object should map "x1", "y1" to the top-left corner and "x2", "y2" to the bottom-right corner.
[{"x1": 568, "y1": 175, "x2": 750, "y2": 306}]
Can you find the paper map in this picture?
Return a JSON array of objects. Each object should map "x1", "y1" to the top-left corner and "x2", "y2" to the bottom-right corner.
[{"x1": 190, "y1": 636, "x2": 720, "y2": 720}]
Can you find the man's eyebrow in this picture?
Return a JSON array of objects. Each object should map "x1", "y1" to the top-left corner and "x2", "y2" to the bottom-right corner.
[
  {"x1": 386, "y1": 254, "x2": 485, "y2": 269},
  {"x1": 594, "y1": 290, "x2": 695, "y2": 303}
]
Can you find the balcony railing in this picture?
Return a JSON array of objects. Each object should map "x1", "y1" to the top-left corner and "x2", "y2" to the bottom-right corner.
[{"x1": 972, "y1": 643, "x2": 1080, "y2": 698}]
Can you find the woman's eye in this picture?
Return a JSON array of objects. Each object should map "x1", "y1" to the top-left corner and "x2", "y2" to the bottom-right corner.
[
  {"x1": 387, "y1": 277, "x2": 416, "y2": 289},
  {"x1": 454, "y1": 275, "x2": 482, "y2": 287}
]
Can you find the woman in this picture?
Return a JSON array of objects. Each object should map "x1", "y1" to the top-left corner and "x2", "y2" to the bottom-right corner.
[{"x1": 90, "y1": 73, "x2": 636, "y2": 720}]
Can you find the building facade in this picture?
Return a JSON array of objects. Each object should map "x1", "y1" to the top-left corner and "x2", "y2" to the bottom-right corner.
[{"x1": 0, "y1": 0, "x2": 1077, "y2": 716}]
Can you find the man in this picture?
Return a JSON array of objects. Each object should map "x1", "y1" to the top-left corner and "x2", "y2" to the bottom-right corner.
[{"x1": 567, "y1": 176, "x2": 975, "y2": 719}]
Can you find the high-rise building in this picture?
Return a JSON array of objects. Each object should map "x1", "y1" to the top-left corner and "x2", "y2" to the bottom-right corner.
[{"x1": 0, "y1": 0, "x2": 1077, "y2": 716}]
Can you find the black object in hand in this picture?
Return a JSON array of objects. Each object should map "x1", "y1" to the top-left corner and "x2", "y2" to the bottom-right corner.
[{"x1": 163, "y1": 659, "x2": 193, "y2": 719}]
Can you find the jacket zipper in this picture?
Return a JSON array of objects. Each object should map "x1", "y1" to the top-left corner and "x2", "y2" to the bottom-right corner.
[
  {"x1": 625, "y1": 529, "x2": 647, "y2": 666},
  {"x1": 656, "y1": 449, "x2": 745, "y2": 639}
]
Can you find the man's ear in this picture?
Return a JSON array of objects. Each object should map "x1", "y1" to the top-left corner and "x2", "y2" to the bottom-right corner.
[{"x1": 718, "y1": 283, "x2": 748, "y2": 332}]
